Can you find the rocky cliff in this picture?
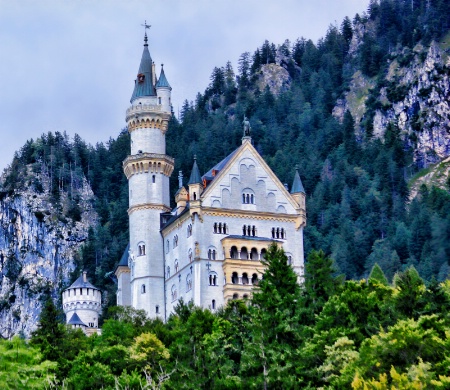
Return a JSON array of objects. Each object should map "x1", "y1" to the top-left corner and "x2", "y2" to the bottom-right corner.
[
  {"x1": 0, "y1": 163, "x2": 97, "y2": 338},
  {"x1": 334, "y1": 31, "x2": 450, "y2": 166}
]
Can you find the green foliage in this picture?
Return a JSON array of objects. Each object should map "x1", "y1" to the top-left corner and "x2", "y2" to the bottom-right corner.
[
  {"x1": 0, "y1": 337, "x2": 56, "y2": 389},
  {"x1": 368, "y1": 263, "x2": 389, "y2": 285}
]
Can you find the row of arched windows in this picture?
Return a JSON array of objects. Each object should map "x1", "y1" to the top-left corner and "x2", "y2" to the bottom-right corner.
[
  {"x1": 213, "y1": 222, "x2": 228, "y2": 234},
  {"x1": 231, "y1": 272, "x2": 259, "y2": 285},
  {"x1": 208, "y1": 249, "x2": 217, "y2": 260},
  {"x1": 230, "y1": 246, "x2": 266, "y2": 260},
  {"x1": 243, "y1": 225, "x2": 257, "y2": 237},
  {"x1": 272, "y1": 227, "x2": 286, "y2": 239},
  {"x1": 138, "y1": 244, "x2": 146, "y2": 256}
]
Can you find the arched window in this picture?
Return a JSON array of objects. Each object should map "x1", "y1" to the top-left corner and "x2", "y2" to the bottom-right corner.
[
  {"x1": 152, "y1": 175, "x2": 156, "y2": 183},
  {"x1": 158, "y1": 97, "x2": 161, "y2": 104},
  {"x1": 187, "y1": 224, "x2": 193, "y2": 237},
  {"x1": 214, "y1": 222, "x2": 217, "y2": 233},
  {"x1": 252, "y1": 273, "x2": 258, "y2": 285},
  {"x1": 193, "y1": 192, "x2": 197, "y2": 200},
  {"x1": 166, "y1": 266, "x2": 171, "y2": 279},
  {"x1": 242, "y1": 273, "x2": 249, "y2": 285},
  {"x1": 209, "y1": 272, "x2": 218, "y2": 286},
  {"x1": 223, "y1": 223, "x2": 227, "y2": 234},
  {"x1": 287, "y1": 256, "x2": 292, "y2": 265},
  {"x1": 156, "y1": 305, "x2": 160, "y2": 314},
  {"x1": 242, "y1": 194, "x2": 246, "y2": 203},
  {"x1": 231, "y1": 272, "x2": 238, "y2": 284},
  {"x1": 188, "y1": 249, "x2": 193, "y2": 263},
  {"x1": 230, "y1": 246, "x2": 238, "y2": 259},
  {"x1": 250, "y1": 194, "x2": 254, "y2": 204},
  {"x1": 141, "y1": 284, "x2": 146, "y2": 294},
  {"x1": 171, "y1": 285, "x2": 177, "y2": 302},
  {"x1": 240, "y1": 247, "x2": 248, "y2": 260},
  {"x1": 166, "y1": 240, "x2": 169, "y2": 253},
  {"x1": 250, "y1": 247, "x2": 258, "y2": 260},
  {"x1": 186, "y1": 274, "x2": 192, "y2": 292},
  {"x1": 272, "y1": 227, "x2": 275, "y2": 239},
  {"x1": 175, "y1": 260, "x2": 179, "y2": 273},
  {"x1": 212, "y1": 299, "x2": 216, "y2": 310},
  {"x1": 173, "y1": 235, "x2": 178, "y2": 248},
  {"x1": 233, "y1": 293, "x2": 239, "y2": 299},
  {"x1": 138, "y1": 243, "x2": 146, "y2": 256}
]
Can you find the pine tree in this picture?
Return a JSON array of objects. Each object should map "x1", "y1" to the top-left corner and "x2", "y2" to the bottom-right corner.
[{"x1": 368, "y1": 263, "x2": 389, "y2": 286}]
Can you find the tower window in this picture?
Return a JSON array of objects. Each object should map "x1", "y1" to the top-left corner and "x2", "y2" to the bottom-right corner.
[
  {"x1": 186, "y1": 274, "x2": 192, "y2": 291},
  {"x1": 242, "y1": 190, "x2": 255, "y2": 204},
  {"x1": 141, "y1": 284, "x2": 146, "y2": 294},
  {"x1": 209, "y1": 272, "x2": 218, "y2": 286},
  {"x1": 187, "y1": 224, "x2": 192, "y2": 237},
  {"x1": 171, "y1": 285, "x2": 178, "y2": 302},
  {"x1": 208, "y1": 249, "x2": 216, "y2": 260},
  {"x1": 173, "y1": 235, "x2": 179, "y2": 248},
  {"x1": 152, "y1": 175, "x2": 156, "y2": 183},
  {"x1": 243, "y1": 225, "x2": 256, "y2": 237},
  {"x1": 212, "y1": 299, "x2": 216, "y2": 310},
  {"x1": 175, "y1": 260, "x2": 179, "y2": 273},
  {"x1": 158, "y1": 97, "x2": 161, "y2": 104},
  {"x1": 156, "y1": 305, "x2": 159, "y2": 314}
]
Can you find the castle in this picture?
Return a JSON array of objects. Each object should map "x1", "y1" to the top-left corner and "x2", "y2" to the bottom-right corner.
[{"x1": 115, "y1": 31, "x2": 307, "y2": 320}]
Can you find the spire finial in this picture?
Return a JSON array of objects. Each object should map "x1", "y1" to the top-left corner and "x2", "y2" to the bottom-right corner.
[
  {"x1": 178, "y1": 171, "x2": 183, "y2": 188},
  {"x1": 141, "y1": 21, "x2": 151, "y2": 45},
  {"x1": 194, "y1": 154, "x2": 197, "y2": 161}
]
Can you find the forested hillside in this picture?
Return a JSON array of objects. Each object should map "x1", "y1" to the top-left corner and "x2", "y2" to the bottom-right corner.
[
  {"x1": 1, "y1": 0, "x2": 450, "y2": 387},
  {"x1": 1, "y1": 0, "x2": 449, "y2": 315}
]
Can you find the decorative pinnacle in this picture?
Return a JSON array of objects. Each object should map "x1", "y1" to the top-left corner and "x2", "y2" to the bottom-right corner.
[{"x1": 141, "y1": 20, "x2": 151, "y2": 45}]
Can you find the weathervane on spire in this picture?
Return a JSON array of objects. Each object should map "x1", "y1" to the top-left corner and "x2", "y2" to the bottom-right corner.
[{"x1": 141, "y1": 21, "x2": 151, "y2": 44}]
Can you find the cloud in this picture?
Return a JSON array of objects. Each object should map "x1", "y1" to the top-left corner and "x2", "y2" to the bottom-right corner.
[{"x1": 0, "y1": 0, "x2": 369, "y2": 171}]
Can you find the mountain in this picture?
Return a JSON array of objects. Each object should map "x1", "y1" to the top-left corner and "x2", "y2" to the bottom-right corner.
[{"x1": 1, "y1": 0, "x2": 449, "y2": 336}]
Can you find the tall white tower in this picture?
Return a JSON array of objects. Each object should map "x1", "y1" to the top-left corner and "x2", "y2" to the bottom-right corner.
[{"x1": 122, "y1": 31, "x2": 173, "y2": 319}]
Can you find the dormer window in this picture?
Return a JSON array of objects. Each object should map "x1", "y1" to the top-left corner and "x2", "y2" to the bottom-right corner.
[{"x1": 137, "y1": 73, "x2": 145, "y2": 83}]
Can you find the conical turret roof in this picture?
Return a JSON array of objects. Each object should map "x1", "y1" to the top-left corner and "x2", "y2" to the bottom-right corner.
[
  {"x1": 67, "y1": 273, "x2": 99, "y2": 291},
  {"x1": 130, "y1": 33, "x2": 156, "y2": 102},
  {"x1": 67, "y1": 312, "x2": 87, "y2": 327},
  {"x1": 188, "y1": 156, "x2": 202, "y2": 185},
  {"x1": 291, "y1": 167, "x2": 305, "y2": 194},
  {"x1": 156, "y1": 65, "x2": 171, "y2": 89}
]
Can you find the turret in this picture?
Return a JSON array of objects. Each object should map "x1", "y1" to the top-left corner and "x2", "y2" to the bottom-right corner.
[
  {"x1": 156, "y1": 64, "x2": 172, "y2": 113},
  {"x1": 62, "y1": 272, "x2": 102, "y2": 332},
  {"x1": 175, "y1": 171, "x2": 188, "y2": 215},
  {"x1": 290, "y1": 166, "x2": 306, "y2": 228},
  {"x1": 188, "y1": 156, "x2": 203, "y2": 219}
]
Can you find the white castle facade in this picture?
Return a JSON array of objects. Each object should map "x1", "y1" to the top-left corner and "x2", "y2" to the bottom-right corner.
[{"x1": 115, "y1": 32, "x2": 307, "y2": 320}]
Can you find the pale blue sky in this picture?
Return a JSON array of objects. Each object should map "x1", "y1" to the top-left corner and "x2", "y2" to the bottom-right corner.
[{"x1": 0, "y1": 0, "x2": 369, "y2": 171}]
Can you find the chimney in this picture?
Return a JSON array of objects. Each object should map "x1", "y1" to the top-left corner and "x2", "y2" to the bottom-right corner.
[{"x1": 83, "y1": 271, "x2": 87, "y2": 283}]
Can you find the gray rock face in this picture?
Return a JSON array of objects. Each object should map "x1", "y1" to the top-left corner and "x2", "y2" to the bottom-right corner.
[
  {"x1": 255, "y1": 63, "x2": 291, "y2": 95},
  {"x1": 334, "y1": 39, "x2": 450, "y2": 165},
  {"x1": 0, "y1": 166, "x2": 97, "y2": 338}
]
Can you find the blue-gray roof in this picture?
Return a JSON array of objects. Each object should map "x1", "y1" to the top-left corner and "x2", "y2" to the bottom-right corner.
[
  {"x1": 156, "y1": 65, "x2": 171, "y2": 89},
  {"x1": 116, "y1": 243, "x2": 130, "y2": 269},
  {"x1": 67, "y1": 312, "x2": 87, "y2": 327},
  {"x1": 130, "y1": 35, "x2": 156, "y2": 102},
  {"x1": 188, "y1": 157, "x2": 202, "y2": 185},
  {"x1": 223, "y1": 235, "x2": 282, "y2": 242},
  {"x1": 291, "y1": 168, "x2": 305, "y2": 194},
  {"x1": 202, "y1": 149, "x2": 239, "y2": 184},
  {"x1": 67, "y1": 274, "x2": 99, "y2": 290}
]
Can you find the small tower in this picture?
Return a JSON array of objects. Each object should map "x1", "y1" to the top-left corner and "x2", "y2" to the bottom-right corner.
[
  {"x1": 156, "y1": 64, "x2": 172, "y2": 113},
  {"x1": 115, "y1": 244, "x2": 131, "y2": 306},
  {"x1": 290, "y1": 166, "x2": 306, "y2": 212},
  {"x1": 188, "y1": 156, "x2": 203, "y2": 218},
  {"x1": 62, "y1": 272, "x2": 102, "y2": 335},
  {"x1": 123, "y1": 30, "x2": 174, "y2": 319}
]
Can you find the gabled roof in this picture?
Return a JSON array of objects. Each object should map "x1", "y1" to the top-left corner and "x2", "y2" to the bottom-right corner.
[
  {"x1": 188, "y1": 157, "x2": 202, "y2": 185},
  {"x1": 156, "y1": 65, "x2": 171, "y2": 89},
  {"x1": 199, "y1": 139, "x2": 300, "y2": 211},
  {"x1": 67, "y1": 274, "x2": 99, "y2": 291},
  {"x1": 202, "y1": 149, "x2": 239, "y2": 185},
  {"x1": 130, "y1": 34, "x2": 156, "y2": 102},
  {"x1": 291, "y1": 167, "x2": 305, "y2": 194},
  {"x1": 67, "y1": 312, "x2": 87, "y2": 327}
]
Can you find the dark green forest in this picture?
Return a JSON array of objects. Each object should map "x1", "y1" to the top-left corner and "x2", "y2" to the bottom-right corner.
[{"x1": 2, "y1": 0, "x2": 450, "y2": 387}]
